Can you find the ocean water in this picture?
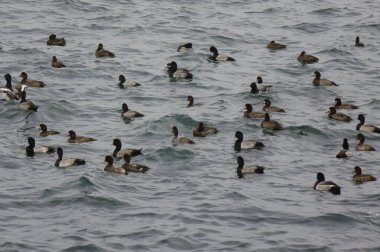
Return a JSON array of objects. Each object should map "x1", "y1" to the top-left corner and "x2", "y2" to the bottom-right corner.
[{"x1": 1, "y1": 0, "x2": 380, "y2": 251}]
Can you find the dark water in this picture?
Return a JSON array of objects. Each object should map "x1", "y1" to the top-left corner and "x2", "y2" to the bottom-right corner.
[{"x1": 1, "y1": 0, "x2": 380, "y2": 251}]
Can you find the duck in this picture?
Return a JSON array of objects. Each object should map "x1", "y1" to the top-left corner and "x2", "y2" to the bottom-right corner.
[
  {"x1": 121, "y1": 103, "x2": 144, "y2": 119},
  {"x1": 118, "y1": 74, "x2": 141, "y2": 88},
  {"x1": 166, "y1": 61, "x2": 193, "y2": 79},
  {"x1": 356, "y1": 114, "x2": 380, "y2": 133},
  {"x1": 51, "y1": 56, "x2": 66, "y2": 68},
  {"x1": 104, "y1": 155, "x2": 127, "y2": 174},
  {"x1": 336, "y1": 138, "x2": 353, "y2": 158},
  {"x1": 39, "y1": 124, "x2": 60, "y2": 137},
  {"x1": 122, "y1": 154, "x2": 150, "y2": 173},
  {"x1": 187, "y1": 95, "x2": 194, "y2": 107},
  {"x1": 267, "y1": 40, "x2": 286, "y2": 50},
  {"x1": 356, "y1": 134, "x2": 375, "y2": 151},
  {"x1": 19, "y1": 72, "x2": 45, "y2": 87},
  {"x1": 244, "y1": 104, "x2": 265, "y2": 119},
  {"x1": 334, "y1": 98, "x2": 358, "y2": 110},
  {"x1": 234, "y1": 131, "x2": 264, "y2": 151},
  {"x1": 177, "y1": 43, "x2": 193, "y2": 52},
  {"x1": 95, "y1": 43, "x2": 115, "y2": 58},
  {"x1": 256, "y1": 76, "x2": 272, "y2": 92},
  {"x1": 298, "y1": 51, "x2": 318, "y2": 63},
  {"x1": 328, "y1": 107, "x2": 351, "y2": 122},
  {"x1": 353, "y1": 166, "x2": 376, "y2": 183},
  {"x1": 261, "y1": 113, "x2": 283, "y2": 130},
  {"x1": 313, "y1": 71, "x2": 337, "y2": 86},
  {"x1": 209, "y1": 46, "x2": 235, "y2": 62},
  {"x1": 262, "y1": 99, "x2": 285, "y2": 113},
  {"x1": 25, "y1": 137, "x2": 55, "y2": 157},
  {"x1": 1, "y1": 73, "x2": 20, "y2": 101},
  {"x1": 67, "y1": 130, "x2": 96, "y2": 143},
  {"x1": 236, "y1": 156, "x2": 264, "y2": 179},
  {"x1": 55, "y1": 147, "x2": 86, "y2": 168},
  {"x1": 47, "y1": 34, "x2": 65, "y2": 46},
  {"x1": 172, "y1": 126, "x2": 195, "y2": 145},
  {"x1": 112, "y1": 138, "x2": 142, "y2": 158},
  {"x1": 355, "y1": 36, "x2": 364, "y2": 47},
  {"x1": 314, "y1": 172, "x2": 341, "y2": 195},
  {"x1": 19, "y1": 85, "x2": 38, "y2": 111},
  {"x1": 192, "y1": 122, "x2": 218, "y2": 137}
]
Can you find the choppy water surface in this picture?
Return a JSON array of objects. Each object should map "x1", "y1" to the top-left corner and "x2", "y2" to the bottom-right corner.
[{"x1": 1, "y1": 0, "x2": 380, "y2": 251}]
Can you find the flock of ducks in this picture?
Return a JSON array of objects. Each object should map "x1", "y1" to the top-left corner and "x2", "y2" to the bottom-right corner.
[{"x1": 1, "y1": 34, "x2": 378, "y2": 192}]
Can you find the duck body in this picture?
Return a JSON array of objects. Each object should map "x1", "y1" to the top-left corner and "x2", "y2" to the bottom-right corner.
[
  {"x1": 262, "y1": 99, "x2": 285, "y2": 113},
  {"x1": 39, "y1": 124, "x2": 60, "y2": 137},
  {"x1": 104, "y1": 156, "x2": 127, "y2": 174},
  {"x1": 313, "y1": 71, "x2": 337, "y2": 86},
  {"x1": 2, "y1": 73, "x2": 20, "y2": 101},
  {"x1": 19, "y1": 86, "x2": 38, "y2": 111},
  {"x1": 122, "y1": 154, "x2": 149, "y2": 173},
  {"x1": 234, "y1": 131, "x2": 264, "y2": 151},
  {"x1": 244, "y1": 104, "x2": 265, "y2": 119},
  {"x1": 336, "y1": 138, "x2": 352, "y2": 158},
  {"x1": 177, "y1": 43, "x2": 192, "y2": 52},
  {"x1": 95, "y1": 43, "x2": 115, "y2": 58},
  {"x1": 167, "y1": 61, "x2": 193, "y2": 79},
  {"x1": 314, "y1": 172, "x2": 341, "y2": 195},
  {"x1": 47, "y1": 34, "x2": 65, "y2": 46},
  {"x1": 355, "y1": 36, "x2": 364, "y2": 47},
  {"x1": 192, "y1": 122, "x2": 218, "y2": 137},
  {"x1": 51, "y1": 56, "x2": 66, "y2": 68},
  {"x1": 55, "y1": 147, "x2": 85, "y2": 168},
  {"x1": 121, "y1": 103, "x2": 144, "y2": 119},
  {"x1": 353, "y1": 166, "x2": 376, "y2": 183},
  {"x1": 356, "y1": 114, "x2": 380, "y2": 133},
  {"x1": 334, "y1": 98, "x2": 358, "y2": 110},
  {"x1": 172, "y1": 126, "x2": 195, "y2": 145},
  {"x1": 209, "y1": 46, "x2": 235, "y2": 62},
  {"x1": 298, "y1": 51, "x2": 318, "y2": 63},
  {"x1": 187, "y1": 95, "x2": 194, "y2": 107},
  {"x1": 237, "y1": 156, "x2": 264, "y2": 177},
  {"x1": 267, "y1": 40, "x2": 286, "y2": 50},
  {"x1": 112, "y1": 139, "x2": 142, "y2": 158},
  {"x1": 118, "y1": 75, "x2": 141, "y2": 88},
  {"x1": 19, "y1": 72, "x2": 45, "y2": 87},
  {"x1": 261, "y1": 113, "x2": 283, "y2": 130},
  {"x1": 328, "y1": 107, "x2": 351, "y2": 122},
  {"x1": 25, "y1": 137, "x2": 55, "y2": 157},
  {"x1": 356, "y1": 134, "x2": 375, "y2": 151},
  {"x1": 67, "y1": 130, "x2": 96, "y2": 143}
]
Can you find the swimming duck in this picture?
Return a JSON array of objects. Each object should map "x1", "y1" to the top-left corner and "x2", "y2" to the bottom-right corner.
[
  {"x1": 39, "y1": 124, "x2": 60, "y2": 137},
  {"x1": 298, "y1": 51, "x2": 318, "y2": 63},
  {"x1": 1, "y1": 73, "x2": 20, "y2": 101},
  {"x1": 19, "y1": 85, "x2": 38, "y2": 111},
  {"x1": 51, "y1": 56, "x2": 66, "y2": 68},
  {"x1": 167, "y1": 61, "x2": 193, "y2": 79},
  {"x1": 187, "y1": 95, "x2": 194, "y2": 107},
  {"x1": 209, "y1": 46, "x2": 235, "y2": 62},
  {"x1": 314, "y1": 172, "x2": 341, "y2": 195},
  {"x1": 112, "y1": 138, "x2": 142, "y2": 158},
  {"x1": 121, "y1": 103, "x2": 144, "y2": 119},
  {"x1": 55, "y1": 147, "x2": 86, "y2": 168},
  {"x1": 192, "y1": 122, "x2": 218, "y2": 137},
  {"x1": 47, "y1": 34, "x2": 66, "y2": 46},
  {"x1": 328, "y1": 107, "x2": 351, "y2": 122},
  {"x1": 261, "y1": 113, "x2": 283, "y2": 130},
  {"x1": 67, "y1": 130, "x2": 96, "y2": 143},
  {"x1": 95, "y1": 43, "x2": 115, "y2": 58},
  {"x1": 356, "y1": 114, "x2": 380, "y2": 133},
  {"x1": 19, "y1": 72, "x2": 45, "y2": 87},
  {"x1": 262, "y1": 98, "x2": 285, "y2": 113},
  {"x1": 234, "y1": 131, "x2": 264, "y2": 151},
  {"x1": 244, "y1": 104, "x2": 265, "y2": 119},
  {"x1": 353, "y1": 166, "x2": 376, "y2": 183},
  {"x1": 104, "y1": 155, "x2": 127, "y2": 174},
  {"x1": 355, "y1": 36, "x2": 364, "y2": 47},
  {"x1": 177, "y1": 43, "x2": 193, "y2": 52},
  {"x1": 172, "y1": 126, "x2": 195, "y2": 145},
  {"x1": 356, "y1": 134, "x2": 375, "y2": 151},
  {"x1": 334, "y1": 98, "x2": 358, "y2": 110},
  {"x1": 25, "y1": 137, "x2": 55, "y2": 157},
  {"x1": 236, "y1": 156, "x2": 264, "y2": 178},
  {"x1": 267, "y1": 40, "x2": 286, "y2": 50},
  {"x1": 313, "y1": 71, "x2": 337, "y2": 86},
  {"x1": 122, "y1": 154, "x2": 150, "y2": 173},
  {"x1": 118, "y1": 74, "x2": 141, "y2": 88},
  {"x1": 336, "y1": 138, "x2": 352, "y2": 158},
  {"x1": 256, "y1": 76, "x2": 272, "y2": 92}
]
